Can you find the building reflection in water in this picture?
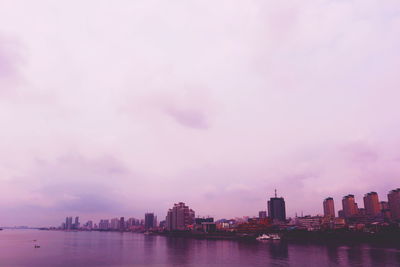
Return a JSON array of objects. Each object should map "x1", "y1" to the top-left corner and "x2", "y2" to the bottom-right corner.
[{"x1": 165, "y1": 237, "x2": 192, "y2": 266}]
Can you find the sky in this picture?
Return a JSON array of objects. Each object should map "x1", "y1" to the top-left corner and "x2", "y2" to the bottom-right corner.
[{"x1": 0, "y1": 0, "x2": 400, "y2": 227}]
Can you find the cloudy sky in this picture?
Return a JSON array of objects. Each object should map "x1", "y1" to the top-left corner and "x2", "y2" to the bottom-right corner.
[{"x1": 0, "y1": 0, "x2": 399, "y2": 227}]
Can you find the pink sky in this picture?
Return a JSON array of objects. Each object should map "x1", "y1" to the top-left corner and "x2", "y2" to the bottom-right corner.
[{"x1": 0, "y1": 0, "x2": 400, "y2": 227}]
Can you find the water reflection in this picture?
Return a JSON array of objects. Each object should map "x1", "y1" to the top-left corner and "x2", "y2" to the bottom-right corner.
[
  {"x1": 0, "y1": 230, "x2": 399, "y2": 267},
  {"x1": 165, "y1": 237, "x2": 192, "y2": 266}
]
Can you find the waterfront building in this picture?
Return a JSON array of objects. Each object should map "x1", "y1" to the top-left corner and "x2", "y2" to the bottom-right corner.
[
  {"x1": 380, "y1": 201, "x2": 391, "y2": 221},
  {"x1": 145, "y1": 213, "x2": 155, "y2": 230},
  {"x1": 363, "y1": 192, "x2": 380, "y2": 217},
  {"x1": 259, "y1": 211, "x2": 267, "y2": 219},
  {"x1": 99, "y1": 219, "x2": 110, "y2": 230},
  {"x1": 267, "y1": 190, "x2": 286, "y2": 222},
  {"x1": 65, "y1": 216, "x2": 73, "y2": 230},
  {"x1": 323, "y1": 197, "x2": 335, "y2": 218},
  {"x1": 165, "y1": 202, "x2": 195, "y2": 231},
  {"x1": 195, "y1": 217, "x2": 214, "y2": 225},
  {"x1": 85, "y1": 220, "x2": 93, "y2": 230},
  {"x1": 74, "y1": 216, "x2": 80, "y2": 229},
  {"x1": 388, "y1": 188, "x2": 400, "y2": 221},
  {"x1": 342, "y1": 194, "x2": 358, "y2": 218},
  {"x1": 295, "y1": 216, "x2": 323, "y2": 231},
  {"x1": 119, "y1": 217, "x2": 125, "y2": 231},
  {"x1": 236, "y1": 218, "x2": 272, "y2": 233},
  {"x1": 111, "y1": 218, "x2": 120, "y2": 230},
  {"x1": 159, "y1": 220, "x2": 166, "y2": 228}
]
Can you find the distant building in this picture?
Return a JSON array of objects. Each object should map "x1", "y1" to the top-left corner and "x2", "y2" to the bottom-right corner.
[
  {"x1": 159, "y1": 220, "x2": 166, "y2": 228},
  {"x1": 342, "y1": 194, "x2": 358, "y2": 218},
  {"x1": 259, "y1": 211, "x2": 267, "y2": 219},
  {"x1": 380, "y1": 201, "x2": 391, "y2": 221},
  {"x1": 85, "y1": 220, "x2": 93, "y2": 230},
  {"x1": 119, "y1": 217, "x2": 125, "y2": 231},
  {"x1": 65, "y1": 217, "x2": 73, "y2": 230},
  {"x1": 99, "y1": 219, "x2": 110, "y2": 230},
  {"x1": 267, "y1": 190, "x2": 286, "y2": 222},
  {"x1": 388, "y1": 188, "x2": 400, "y2": 221},
  {"x1": 111, "y1": 218, "x2": 120, "y2": 230},
  {"x1": 195, "y1": 217, "x2": 214, "y2": 224},
  {"x1": 363, "y1": 192, "x2": 380, "y2": 217},
  {"x1": 145, "y1": 213, "x2": 155, "y2": 230},
  {"x1": 323, "y1": 197, "x2": 335, "y2": 218},
  {"x1": 296, "y1": 216, "x2": 322, "y2": 231},
  {"x1": 165, "y1": 202, "x2": 195, "y2": 231},
  {"x1": 74, "y1": 216, "x2": 80, "y2": 229},
  {"x1": 338, "y1": 210, "x2": 344, "y2": 218}
]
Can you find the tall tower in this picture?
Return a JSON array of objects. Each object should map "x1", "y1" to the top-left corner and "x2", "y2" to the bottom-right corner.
[
  {"x1": 342, "y1": 194, "x2": 358, "y2": 218},
  {"x1": 388, "y1": 188, "x2": 400, "y2": 221},
  {"x1": 267, "y1": 190, "x2": 286, "y2": 222},
  {"x1": 145, "y1": 213, "x2": 155, "y2": 230},
  {"x1": 323, "y1": 197, "x2": 335, "y2": 218},
  {"x1": 363, "y1": 192, "x2": 380, "y2": 217},
  {"x1": 165, "y1": 202, "x2": 195, "y2": 231}
]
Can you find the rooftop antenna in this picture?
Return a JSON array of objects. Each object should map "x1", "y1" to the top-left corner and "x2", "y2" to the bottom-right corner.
[{"x1": 274, "y1": 189, "x2": 277, "y2": 198}]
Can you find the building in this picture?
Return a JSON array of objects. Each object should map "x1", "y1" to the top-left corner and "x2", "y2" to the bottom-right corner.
[
  {"x1": 338, "y1": 210, "x2": 344, "y2": 218},
  {"x1": 296, "y1": 216, "x2": 323, "y2": 231},
  {"x1": 363, "y1": 192, "x2": 380, "y2": 217},
  {"x1": 236, "y1": 218, "x2": 272, "y2": 234},
  {"x1": 99, "y1": 219, "x2": 110, "y2": 230},
  {"x1": 165, "y1": 202, "x2": 195, "y2": 231},
  {"x1": 195, "y1": 217, "x2": 214, "y2": 224},
  {"x1": 342, "y1": 194, "x2": 358, "y2": 218},
  {"x1": 65, "y1": 217, "x2": 73, "y2": 230},
  {"x1": 259, "y1": 211, "x2": 267, "y2": 219},
  {"x1": 111, "y1": 218, "x2": 120, "y2": 230},
  {"x1": 145, "y1": 213, "x2": 155, "y2": 230},
  {"x1": 323, "y1": 197, "x2": 335, "y2": 218},
  {"x1": 388, "y1": 188, "x2": 400, "y2": 221},
  {"x1": 85, "y1": 220, "x2": 93, "y2": 230},
  {"x1": 74, "y1": 216, "x2": 80, "y2": 229},
  {"x1": 380, "y1": 201, "x2": 391, "y2": 221},
  {"x1": 267, "y1": 190, "x2": 286, "y2": 222},
  {"x1": 119, "y1": 217, "x2": 125, "y2": 231}
]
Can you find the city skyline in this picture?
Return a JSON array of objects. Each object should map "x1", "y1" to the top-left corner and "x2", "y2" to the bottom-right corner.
[
  {"x1": 1, "y1": 0, "x2": 400, "y2": 227},
  {"x1": 36, "y1": 187, "x2": 400, "y2": 228}
]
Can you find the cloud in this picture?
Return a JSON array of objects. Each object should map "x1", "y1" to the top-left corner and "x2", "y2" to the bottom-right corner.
[
  {"x1": 0, "y1": 0, "x2": 399, "y2": 225},
  {"x1": 0, "y1": 35, "x2": 22, "y2": 88},
  {"x1": 165, "y1": 107, "x2": 209, "y2": 129}
]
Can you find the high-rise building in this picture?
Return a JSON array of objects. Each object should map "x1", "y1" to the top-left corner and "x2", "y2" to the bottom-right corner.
[
  {"x1": 145, "y1": 213, "x2": 155, "y2": 230},
  {"x1": 119, "y1": 217, "x2": 125, "y2": 231},
  {"x1": 342, "y1": 194, "x2": 358, "y2": 218},
  {"x1": 267, "y1": 190, "x2": 286, "y2": 222},
  {"x1": 259, "y1": 211, "x2": 267, "y2": 219},
  {"x1": 388, "y1": 188, "x2": 400, "y2": 221},
  {"x1": 165, "y1": 202, "x2": 195, "y2": 231},
  {"x1": 74, "y1": 216, "x2": 80, "y2": 229},
  {"x1": 111, "y1": 218, "x2": 120, "y2": 230},
  {"x1": 99, "y1": 219, "x2": 110, "y2": 230},
  {"x1": 65, "y1": 216, "x2": 73, "y2": 230},
  {"x1": 363, "y1": 192, "x2": 380, "y2": 217},
  {"x1": 323, "y1": 197, "x2": 335, "y2": 218}
]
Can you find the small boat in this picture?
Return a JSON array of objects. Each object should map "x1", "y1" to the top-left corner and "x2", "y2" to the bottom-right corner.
[
  {"x1": 270, "y1": 234, "x2": 281, "y2": 240},
  {"x1": 256, "y1": 234, "x2": 271, "y2": 240}
]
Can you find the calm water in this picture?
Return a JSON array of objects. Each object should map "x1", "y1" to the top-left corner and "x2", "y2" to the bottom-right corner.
[{"x1": 0, "y1": 230, "x2": 400, "y2": 266}]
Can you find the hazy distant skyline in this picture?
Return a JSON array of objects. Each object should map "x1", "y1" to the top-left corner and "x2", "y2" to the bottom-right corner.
[{"x1": 1, "y1": 0, "x2": 400, "y2": 226}]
